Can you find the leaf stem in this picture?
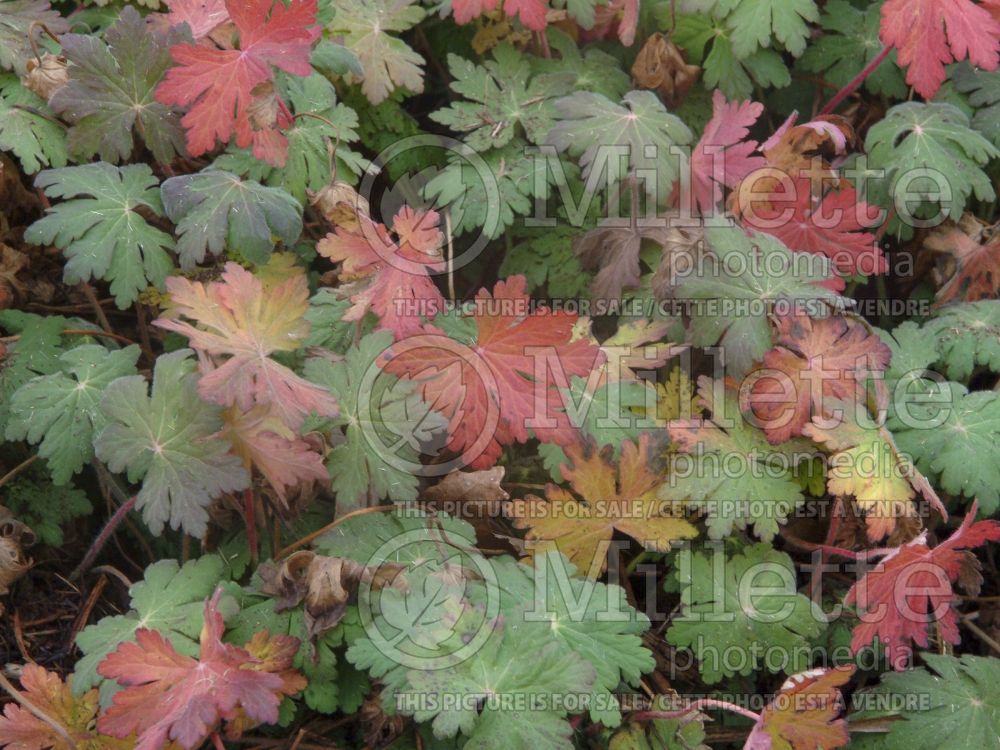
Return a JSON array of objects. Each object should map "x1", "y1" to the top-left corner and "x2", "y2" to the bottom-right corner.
[
  {"x1": 819, "y1": 45, "x2": 892, "y2": 116},
  {"x1": 275, "y1": 504, "x2": 397, "y2": 560},
  {"x1": 69, "y1": 494, "x2": 137, "y2": 581},
  {"x1": 633, "y1": 697, "x2": 761, "y2": 724},
  {"x1": 0, "y1": 454, "x2": 39, "y2": 490},
  {"x1": 243, "y1": 486, "x2": 259, "y2": 568}
]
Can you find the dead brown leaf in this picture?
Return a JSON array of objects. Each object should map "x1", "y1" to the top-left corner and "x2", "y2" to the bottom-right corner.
[
  {"x1": 0, "y1": 506, "x2": 35, "y2": 597},
  {"x1": 630, "y1": 32, "x2": 700, "y2": 108},
  {"x1": 309, "y1": 181, "x2": 371, "y2": 232},
  {"x1": 21, "y1": 53, "x2": 68, "y2": 100}
]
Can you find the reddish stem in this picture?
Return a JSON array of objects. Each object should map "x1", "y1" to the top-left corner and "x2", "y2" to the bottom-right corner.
[
  {"x1": 211, "y1": 732, "x2": 226, "y2": 750},
  {"x1": 633, "y1": 698, "x2": 761, "y2": 724},
  {"x1": 819, "y1": 45, "x2": 892, "y2": 116},
  {"x1": 70, "y1": 495, "x2": 137, "y2": 581},
  {"x1": 243, "y1": 487, "x2": 259, "y2": 567}
]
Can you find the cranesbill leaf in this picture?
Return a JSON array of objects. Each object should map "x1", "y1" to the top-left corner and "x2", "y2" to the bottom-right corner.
[
  {"x1": 222, "y1": 404, "x2": 327, "y2": 504},
  {"x1": 326, "y1": 0, "x2": 425, "y2": 105},
  {"x1": 925, "y1": 215, "x2": 1000, "y2": 304},
  {"x1": 165, "y1": 0, "x2": 230, "y2": 39},
  {"x1": 927, "y1": 300, "x2": 1000, "y2": 381},
  {"x1": 880, "y1": 0, "x2": 1000, "y2": 99},
  {"x1": 546, "y1": 89, "x2": 692, "y2": 202},
  {"x1": 744, "y1": 666, "x2": 854, "y2": 750},
  {"x1": 507, "y1": 435, "x2": 698, "y2": 576},
  {"x1": 798, "y1": 0, "x2": 907, "y2": 99},
  {"x1": 303, "y1": 331, "x2": 447, "y2": 510},
  {"x1": 845, "y1": 503, "x2": 1000, "y2": 669},
  {"x1": 804, "y1": 400, "x2": 916, "y2": 542},
  {"x1": 952, "y1": 62, "x2": 1000, "y2": 147},
  {"x1": 431, "y1": 45, "x2": 572, "y2": 150},
  {"x1": 49, "y1": 6, "x2": 187, "y2": 165},
  {"x1": 850, "y1": 653, "x2": 1000, "y2": 750},
  {"x1": 5, "y1": 344, "x2": 139, "y2": 485},
  {"x1": 452, "y1": 0, "x2": 549, "y2": 31},
  {"x1": 155, "y1": 0, "x2": 321, "y2": 166},
  {"x1": 865, "y1": 102, "x2": 999, "y2": 221},
  {"x1": 74, "y1": 556, "x2": 233, "y2": 696},
  {"x1": 0, "y1": 311, "x2": 71, "y2": 434},
  {"x1": 715, "y1": 0, "x2": 819, "y2": 58},
  {"x1": 891, "y1": 381, "x2": 1000, "y2": 515},
  {"x1": 746, "y1": 313, "x2": 891, "y2": 444},
  {"x1": 684, "y1": 89, "x2": 765, "y2": 215},
  {"x1": 213, "y1": 73, "x2": 362, "y2": 205},
  {"x1": 0, "y1": 664, "x2": 131, "y2": 750},
  {"x1": 676, "y1": 226, "x2": 841, "y2": 376},
  {"x1": 160, "y1": 169, "x2": 303, "y2": 267},
  {"x1": 380, "y1": 275, "x2": 599, "y2": 469},
  {"x1": 154, "y1": 263, "x2": 337, "y2": 429},
  {"x1": 94, "y1": 349, "x2": 250, "y2": 537},
  {"x1": 666, "y1": 542, "x2": 825, "y2": 683},
  {"x1": 316, "y1": 206, "x2": 445, "y2": 340},
  {"x1": 0, "y1": 1, "x2": 68, "y2": 73},
  {"x1": 661, "y1": 377, "x2": 816, "y2": 541},
  {"x1": 26, "y1": 163, "x2": 175, "y2": 308},
  {"x1": 0, "y1": 75, "x2": 67, "y2": 174},
  {"x1": 97, "y1": 589, "x2": 302, "y2": 750}
]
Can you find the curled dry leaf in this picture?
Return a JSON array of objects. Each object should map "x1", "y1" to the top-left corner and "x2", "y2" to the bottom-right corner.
[
  {"x1": 0, "y1": 504, "x2": 34, "y2": 596},
  {"x1": 630, "y1": 32, "x2": 700, "y2": 108},
  {"x1": 0, "y1": 242, "x2": 29, "y2": 309},
  {"x1": 21, "y1": 52, "x2": 68, "y2": 100},
  {"x1": 309, "y1": 180, "x2": 371, "y2": 232},
  {"x1": 925, "y1": 213, "x2": 1000, "y2": 304},
  {"x1": 260, "y1": 550, "x2": 408, "y2": 637},
  {"x1": 420, "y1": 467, "x2": 510, "y2": 544}
]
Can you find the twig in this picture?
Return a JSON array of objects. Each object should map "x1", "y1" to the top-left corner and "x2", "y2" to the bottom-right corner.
[
  {"x1": 211, "y1": 732, "x2": 227, "y2": 750},
  {"x1": 0, "y1": 671, "x2": 75, "y2": 746},
  {"x1": 633, "y1": 697, "x2": 761, "y2": 723},
  {"x1": 960, "y1": 613, "x2": 1000, "y2": 656},
  {"x1": 444, "y1": 208, "x2": 456, "y2": 302},
  {"x1": 0, "y1": 454, "x2": 39, "y2": 490},
  {"x1": 243, "y1": 487, "x2": 259, "y2": 568},
  {"x1": 62, "y1": 328, "x2": 137, "y2": 346},
  {"x1": 276, "y1": 504, "x2": 397, "y2": 559}
]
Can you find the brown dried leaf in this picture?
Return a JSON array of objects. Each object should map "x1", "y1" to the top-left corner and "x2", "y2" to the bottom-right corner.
[
  {"x1": 630, "y1": 32, "x2": 700, "y2": 108},
  {"x1": 21, "y1": 53, "x2": 68, "y2": 100},
  {"x1": 926, "y1": 213, "x2": 1000, "y2": 304},
  {"x1": 309, "y1": 181, "x2": 371, "y2": 232},
  {"x1": 0, "y1": 505, "x2": 34, "y2": 596},
  {"x1": 259, "y1": 551, "x2": 407, "y2": 637}
]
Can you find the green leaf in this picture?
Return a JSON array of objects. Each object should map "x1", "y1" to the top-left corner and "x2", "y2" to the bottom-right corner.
[
  {"x1": 927, "y1": 300, "x2": 1000, "y2": 381},
  {"x1": 546, "y1": 90, "x2": 693, "y2": 203},
  {"x1": 26, "y1": 162, "x2": 175, "y2": 308},
  {"x1": 0, "y1": 75, "x2": 67, "y2": 174},
  {"x1": 666, "y1": 542, "x2": 825, "y2": 683},
  {"x1": 850, "y1": 653, "x2": 1000, "y2": 750},
  {"x1": 74, "y1": 556, "x2": 234, "y2": 698},
  {"x1": 213, "y1": 73, "x2": 364, "y2": 204},
  {"x1": 0, "y1": 311, "x2": 72, "y2": 435},
  {"x1": 311, "y1": 38, "x2": 364, "y2": 78},
  {"x1": 3, "y1": 475, "x2": 91, "y2": 546},
  {"x1": 865, "y1": 102, "x2": 999, "y2": 222},
  {"x1": 797, "y1": 0, "x2": 907, "y2": 99},
  {"x1": 431, "y1": 45, "x2": 574, "y2": 150},
  {"x1": 160, "y1": 169, "x2": 303, "y2": 267},
  {"x1": 303, "y1": 332, "x2": 447, "y2": 510},
  {"x1": 535, "y1": 29, "x2": 631, "y2": 101},
  {"x1": 424, "y1": 141, "x2": 565, "y2": 239},
  {"x1": 671, "y1": 14, "x2": 790, "y2": 100},
  {"x1": 715, "y1": 0, "x2": 819, "y2": 58},
  {"x1": 326, "y1": 0, "x2": 425, "y2": 105},
  {"x1": 0, "y1": 1, "x2": 67, "y2": 73},
  {"x1": 303, "y1": 287, "x2": 363, "y2": 350},
  {"x1": 5, "y1": 345, "x2": 139, "y2": 484},
  {"x1": 660, "y1": 381, "x2": 815, "y2": 540},
  {"x1": 94, "y1": 349, "x2": 250, "y2": 537},
  {"x1": 499, "y1": 225, "x2": 591, "y2": 298},
  {"x1": 49, "y1": 6, "x2": 187, "y2": 165},
  {"x1": 676, "y1": 227, "x2": 842, "y2": 376},
  {"x1": 952, "y1": 62, "x2": 1000, "y2": 148},
  {"x1": 890, "y1": 381, "x2": 1000, "y2": 515}
]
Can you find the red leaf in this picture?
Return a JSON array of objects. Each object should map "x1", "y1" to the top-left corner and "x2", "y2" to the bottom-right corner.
[
  {"x1": 846, "y1": 501, "x2": 1000, "y2": 670},
  {"x1": 0, "y1": 665, "x2": 132, "y2": 750},
  {"x1": 685, "y1": 90, "x2": 765, "y2": 215},
  {"x1": 154, "y1": 263, "x2": 339, "y2": 430},
  {"x1": 744, "y1": 666, "x2": 854, "y2": 750},
  {"x1": 880, "y1": 0, "x2": 1000, "y2": 99},
  {"x1": 926, "y1": 219, "x2": 1000, "y2": 304},
  {"x1": 165, "y1": 0, "x2": 230, "y2": 39},
  {"x1": 381, "y1": 275, "x2": 599, "y2": 468},
  {"x1": 317, "y1": 207, "x2": 446, "y2": 340},
  {"x1": 155, "y1": 0, "x2": 320, "y2": 166},
  {"x1": 740, "y1": 177, "x2": 887, "y2": 289},
  {"x1": 97, "y1": 589, "x2": 302, "y2": 750},
  {"x1": 451, "y1": 0, "x2": 547, "y2": 31},
  {"x1": 745, "y1": 313, "x2": 891, "y2": 444}
]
